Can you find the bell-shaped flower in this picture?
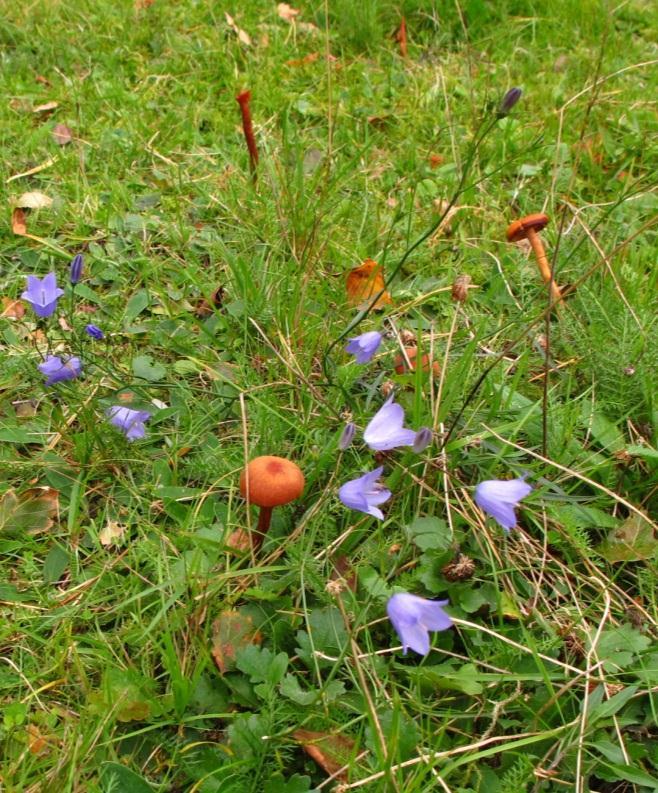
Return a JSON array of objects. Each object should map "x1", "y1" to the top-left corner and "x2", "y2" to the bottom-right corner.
[
  {"x1": 386, "y1": 593, "x2": 453, "y2": 656},
  {"x1": 338, "y1": 466, "x2": 391, "y2": 520},
  {"x1": 363, "y1": 396, "x2": 416, "y2": 451},
  {"x1": 345, "y1": 331, "x2": 382, "y2": 364},
  {"x1": 412, "y1": 427, "x2": 432, "y2": 453},
  {"x1": 474, "y1": 476, "x2": 532, "y2": 532},
  {"x1": 106, "y1": 406, "x2": 152, "y2": 441},
  {"x1": 38, "y1": 355, "x2": 82, "y2": 386},
  {"x1": 338, "y1": 421, "x2": 356, "y2": 450},
  {"x1": 21, "y1": 273, "x2": 64, "y2": 318},
  {"x1": 84, "y1": 324, "x2": 104, "y2": 340},
  {"x1": 69, "y1": 254, "x2": 84, "y2": 284}
]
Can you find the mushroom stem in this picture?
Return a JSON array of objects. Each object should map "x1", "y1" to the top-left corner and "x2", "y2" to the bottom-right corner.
[
  {"x1": 236, "y1": 90, "x2": 258, "y2": 179},
  {"x1": 526, "y1": 228, "x2": 561, "y2": 303},
  {"x1": 255, "y1": 506, "x2": 273, "y2": 546}
]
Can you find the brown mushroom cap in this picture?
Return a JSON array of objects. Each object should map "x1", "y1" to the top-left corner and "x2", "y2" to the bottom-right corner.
[
  {"x1": 506, "y1": 213, "x2": 550, "y2": 242},
  {"x1": 240, "y1": 456, "x2": 304, "y2": 508}
]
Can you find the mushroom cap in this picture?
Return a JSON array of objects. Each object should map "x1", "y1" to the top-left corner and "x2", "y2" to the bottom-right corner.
[
  {"x1": 240, "y1": 455, "x2": 304, "y2": 508},
  {"x1": 506, "y1": 213, "x2": 550, "y2": 242},
  {"x1": 393, "y1": 347, "x2": 441, "y2": 377}
]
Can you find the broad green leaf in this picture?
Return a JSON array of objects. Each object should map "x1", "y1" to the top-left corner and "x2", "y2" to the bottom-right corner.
[
  {"x1": 406, "y1": 662, "x2": 483, "y2": 695},
  {"x1": 406, "y1": 516, "x2": 452, "y2": 551},
  {"x1": 597, "y1": 760, "x2": 658, "y2": 790},
  {"x1": 587, "y1": 685, "x2": 637, "y2": 721},
  {"x1": 124, "y1": 289, "x2": 149, "y2": 324},
  {"x1": 132, "y1": 354, "x2": 166, "y2": 382},
  {"x1": 236, "y1": 645, "x2": 288, "y2": 686},
  {"x1": 43, "y1": 543, "x2": 69, "y2": 584},
  {"x1": 100, "y1": 762, "x2": 155, "y2": 792},
  {"x1": 597, "y1": 625, "x2": 651, "y2": 671},
  {"x1": 263, "y1": 773, "x2": 313, "y2": 793},
  {"x1": 211, "y1": 610, "x2": 262, "y2": 674}
]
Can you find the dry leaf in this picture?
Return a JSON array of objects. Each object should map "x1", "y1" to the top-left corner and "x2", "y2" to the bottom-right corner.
[
  {"x1": 226, "y1": 528, "x2": 253, "y2": 553},
  {"x1": 16, "y1": 191, "x2": 53, "y2": 209},
  {"x1": 345, "y1": 258, "x2": 392, "y2": 310},
  {"x1": 297, "y1": 21, "x2": 319, "y2": 34},
  {"x1": 52, "y1": 123, "x2": 72, "y2": 145},
  {"x1": 99, "y1": 520, "x2": 127, "y2": 547},
  {"x1": 12, "y1": 208, "x2": 28, "y2": 235},
  {"x1": 294, "y1": 729, "x2": 357, "y2": 780},
  {"x1": 1, "y1": 297, "x2": 26, "y2": 319},
  {"x1": 277, "y1": 2, "x2": 300, "y2": 22},
  {"x1": 211, "y1": 610, "x2": 262, "y2": 673},
  {"x1": 12, "y1": 399, "x2": 38, "y2": 418},
  {"x1": 27, "y1": 724, "x2": 50, "y2": 756},
  {"x1": 286, "y1": 51, "x2": 320, "y2": 67},
  {"x1": 0, "y1": 487, "x2": 59, "y2": 534},
  {"x1": 225, "y1": 12, "x2": 252, "y2": 45},
  {"x1": 32, "y1": 101, "x2": 58, "y2": 115},
  {"x1": 35, "y1": 75, "x2": 51, "y2": 87}
]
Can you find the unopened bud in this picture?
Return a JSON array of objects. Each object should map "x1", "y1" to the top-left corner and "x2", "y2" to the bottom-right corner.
[
  {"x1": 452, "y1": 274, "x2": 472, "y2": 303},
  {"x1": 412, "y1": 427, "x2": 432, "y2": 453},
  {"x1": 498, "y1": 87, "x2": 522, "y2": 117},
  {"x1": 338, "y1": 422, "x2": 357, "y2": 450},
  {"x1": 69, "y1": 253, "x2": 84, "y2": 284},
  {"x1": 381, "y1": 380, "x2": 395, "y2": 398}
]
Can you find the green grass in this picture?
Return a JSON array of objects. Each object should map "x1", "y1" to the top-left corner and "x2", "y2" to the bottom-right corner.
[{"x1": 1, "y1": 0, "x2": 657, "y2": 791}]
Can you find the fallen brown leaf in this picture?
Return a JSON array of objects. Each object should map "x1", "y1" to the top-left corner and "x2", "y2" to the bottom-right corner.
[
  {"x1": 12, "y1": 208, "x2": 28, "y2": 235},
  {"x1": 346, "y1": 258, "x2": 392, "y2": 310},
  {"x1": 35, "y1": 75, "x2": 51, "y2": 87},
  {"x1": 32, "y1": 101, "x2": 58, "y2": 116},
  {"x1": 0, "y1": 487, "x2": 59, "y2": 534},
  {"x1": 225, "y1": 12, "x2": 252, "y2": 45},
  {"x1": 52, "y1": 123, "x2": 72, "y2": 145},
  {"x1": 286, "y1": 51, "x2": 320, "y2": 67},
  {"x1": 12, "y1": 399, "x2": 38, "y2": 418},
  {"x1": 1, "y1": 297, "x2": 26, "y2": 319},
  {"x1": 211, "y1": 610, "x2": 262, "y2": 673},
  {"x1": 294, "y1": 729, "x2": 357, "y2": 780},
  {"x1": 99, "y1": 520, "x2": 127, "y2": 547},
  {"x1": 27, "y1": 724, "x2": 51, "y2": 756},
  {"x1": 277, "y1": 2, "x2": 300, "y2": 22}
]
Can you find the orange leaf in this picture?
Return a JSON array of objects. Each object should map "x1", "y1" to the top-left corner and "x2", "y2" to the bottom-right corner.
[
  {"x1": 285, "y1": 52, "x2": 320, "y2": 67},
  {"x1": 294, "y1": 729, "x2": 357, "y2": 780},
  {"x1": 277, "y1": 2, "x2": 300, "y2": 22},
  {"x1": 12, "y1": 208, "x2": 27, "y2": 235},
  {"x1": 346, "y1": 258, "x2": 392, "y2": 310},
  {"x1": 1, "y1": 297, "x2": 25, "y2": 319},
  {"x1": 211, "y1": 610, "x2": 262, "y2": 673}
]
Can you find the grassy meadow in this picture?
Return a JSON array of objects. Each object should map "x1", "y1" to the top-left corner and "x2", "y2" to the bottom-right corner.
[{"x1": 0, "y1": 0, "x2": 657, "y2": 791}]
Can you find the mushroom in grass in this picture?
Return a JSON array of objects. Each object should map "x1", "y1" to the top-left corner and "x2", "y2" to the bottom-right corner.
[
  {"x1": 239, "y1": 456, "x2": 305, "y2": 548},
  {"x1": 393, "y1": 347, "x2": 440, "y2": 377},
  {"x1": 506, "y1": 213, "x2": 562, "y2": 304}
]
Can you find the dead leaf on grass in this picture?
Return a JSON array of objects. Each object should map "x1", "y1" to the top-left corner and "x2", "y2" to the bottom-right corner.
[
  {"x1": 12, "y1": 399, "x2": 38, "y2": 418},
  {"x1": 277, "y1": 2, "x2": 300, "y2": 22},
  {"x1": 99, "y1": 520, "x2": 127, "y2": 547},
  {"x1": 0, "y1": 487, "x2": 59, "y2": 534},
  {"x1": 225, "y1": 12, "x2": 252, "y2": 45},
  {"x1": 294, "y1": 729, "x2": 357, "y2": 780},
  {"x1": 1, "y1": 297, "x2": 26, "y2": 319},
  {"x1": 16, "y1": 191, "x2": 53, "y2": 209},
  {"x1": 286, "y1": 51, "x2": 320, "y2": 67},
  {"x1": 52, "y1": 123, "x2": 72, "y2": 145},
  {"x1": 32, "y1": 101, "x2": 58, "y2": 116},
  {"x1": 346, "y1": 258, "x2": 392, "y2": 310},
  {"x1": 211, "y1": 610, "x2": 262, "y2": 673},
  {"x1": 11, "y1": 208, "x2": 28, "y2": 235}
]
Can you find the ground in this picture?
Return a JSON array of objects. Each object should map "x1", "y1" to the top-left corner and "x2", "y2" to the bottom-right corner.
[{"x1": 0, "y1": 1, "x2": 657, "y2": 791}]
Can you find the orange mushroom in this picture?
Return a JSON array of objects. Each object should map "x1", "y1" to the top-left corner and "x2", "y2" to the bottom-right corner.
[
  {"x1": 506, "y1": 213, "x2": 562, "y2": 304},
  {"x1": 393, "y1": 346, "x2": 440, "y2": 377},
  {"x1": 239, "y1": 455, "x2": 304, "y2": 548}
]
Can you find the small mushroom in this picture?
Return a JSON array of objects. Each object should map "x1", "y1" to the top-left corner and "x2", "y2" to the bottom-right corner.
[
  {"x1": 506, "y1": 213, "x2": 562, "y2": 304},
  {"x1": 393, "y1": 346, "x2": 440, "y2": 377},
  {"x1": 239, "y1": 455, "x2": 305, "y2": 549}
]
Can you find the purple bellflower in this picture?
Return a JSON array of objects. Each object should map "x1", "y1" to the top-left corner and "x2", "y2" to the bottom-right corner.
[
  {"x1": 21, "y1": 273, "x2": 64, "y2": 318},
  {"x1": 338, "y1": 466, "x2": 391, "y2": 520},
  {"x1": 498, "y1": 87, "x2": 522, "y2": 117},
  {"x1": 106, "y1": 406, "x2": 152, "y2": 441},
  {"x1": 69, "y1": 254, "x2": 84, "y2": 284},
  {"x1": 345, "y1": 331, "x2": 382, "y2": 364},
  {"x1": 85, "y1": 324, "x2": 104, "y2": 340},
  {"x1": 363, "y1": 395, "x2": 416, "y2": 451},
  {"x1": 338, "y1": 421, "x2": 356, "y2": 450},
  {"x1": 38, "y1": 355, "x2": 82, "y2": 386},
  {"x1": 474, "y1": 477, "x2": 532, "y2": 532},
  {"x1": 412, "y1": 427, "x2": 432, "y2": 453},
  {"x1": 387, "y1": 593, "x2": 453, "y2": 656}
]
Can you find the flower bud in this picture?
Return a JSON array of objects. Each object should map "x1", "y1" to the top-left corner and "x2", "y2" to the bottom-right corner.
[
  {"x1": 498, "y1": 87, "x2": 522, "y2": 117},
  {"x1": 338, "y1": 422, "x2": 356, "y2": 450},
  {"x1": 69, "y1": 254, "x2": 84, "y2": 284},
  {"x1": 412, "y1": 427, "x2": 432, "y2": 453},
  {"x1": 85, "y1": 323, "x2": 104, "y2": 340}
]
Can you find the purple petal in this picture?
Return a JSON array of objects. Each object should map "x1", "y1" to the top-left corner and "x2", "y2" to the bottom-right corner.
[
  {"x1": 345, "y1": 331, "x2": 382, "y2": 364},
  {"x1": 364, "y1": 400, "x2": 416, "y2": 451},
  {"x1": 474, "y1": 477, "x2": 532, "y2": 531},
  {"x1": 399, "y1": 622, "x2": 431, "y2": 656}
]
